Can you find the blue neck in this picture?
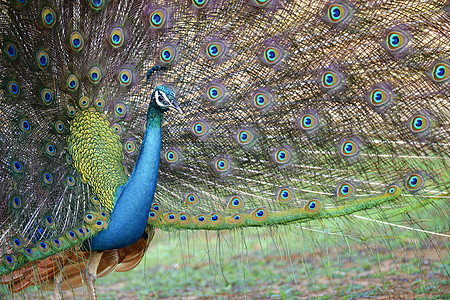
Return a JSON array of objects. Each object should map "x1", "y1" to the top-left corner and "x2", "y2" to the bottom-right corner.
[{"x1": 90, "y1": 104, "x2": 162, "y2": 250}]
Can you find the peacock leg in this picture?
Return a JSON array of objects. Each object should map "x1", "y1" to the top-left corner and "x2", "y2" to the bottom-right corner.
[
  {"x1": 53, "y1": 270, "x2": 63, "y2": 300},
  {"x1": 83, "y1": 251, "x2": 103, "y2": 300}
]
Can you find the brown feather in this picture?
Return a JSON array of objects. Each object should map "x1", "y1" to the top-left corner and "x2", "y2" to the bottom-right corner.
[{"x1": 0, "y1": 228, "x2": 155, "y2": 292}]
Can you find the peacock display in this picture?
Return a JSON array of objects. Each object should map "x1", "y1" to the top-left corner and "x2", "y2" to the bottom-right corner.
[{"x1": 0, "y1": 0, "x2": 449, "y2": 298}]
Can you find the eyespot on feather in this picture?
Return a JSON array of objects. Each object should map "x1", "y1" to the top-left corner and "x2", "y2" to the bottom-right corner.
[
  {"x1": 386, "y1": 184, "x2": 400, "y2": 195},
  {"x1": 178, "y1": 213, "x2": 191, "y2": 225},
  {"x1": 67, "y1": 105, "x2": 76, "y2": 118},
  {"x1": 276, "y1": 188, "x2": 294, "y2": 203},
  {"x1": 149, "y1": 9, "x2": 167, "y2": 29},
  {"x1": 65, "y1": 175, "x2": 76, "y2": 187},
  {"x1": 304, "y1": 199, "x2": 321, "y2": 213},
  {"x1": 5, "y1": 43, "x2": 17, "y2": 61},
  {"x1": 3, "y1": 255, "x2": 17, "y2": 269},
  {"x1": 51, "y1": 238, "x2": 63, "y2": 249},
  {"x1": 385, "y1": 30, "x2": 409, "y2": 51},
  {"x1": 88, "y1": 66, "x2": 102, "y2": 84},
  {"x1": 11, "y1": 160, "x2": 24, "y2": 173},
  {"x1": 19, "y1": 119, "x2": 31, "y2": 133},
  {"x1": 369, "y1": 87, "x2": 391, "y2": 107},
  {"x1": 124, "y1": 139, "x2": 136, "y2": 155},
  {"x1": 84, "y1": 213, "x2": 98, "y2": 223},
  {"x1": 252, "y1": 91, "x2": 272, "y2": 110},
  {"x1": 11, "y1": 236, "x2": 24, "y2": 250},
  {"x1": 70, "y1": 31, "x2": 84, "y2": 51},
  {"x1": 109, "y1": 27, "x2": 124, "y2": 48},
  {"x1": 206, "y1": 84, "x2": 227, "y2": 102},
  {"x1": 159, "y1": 45, "x2": 176, "y2": 64},
  {"x1": 41, "y1": 7, "x2": 56, "y2": 28},
  {"x1": 273, "y1": 148, "x2": 291, "y2": 164},
  {"x1": 54, "y1": 120, "x2": 65, "y2": 133},
  {"x1": 90, "y1": 195, "x2": 100, "y2": 205},
  {"x1": 408, "y1": 114, "x2": 430, "y2": 134},
  {"x1": 227, "y1": 195, "x2": 244, "y2": 210},
  {"x1": 78, "y1": 96, "x2": 90, "y2": 109},
  {"x1": 118, "y1": 69, "x2": 132, "y2": 86},
  {"x1": 95, "y1": 98, "x2": 105, "y2": 109},
  {"x1": 327, "y1": 3, "x2": 351, "y2": 24},
  {"x1": 236, "y1": 129, "x2": 255, "y2": 146},
  {"x1": 184, "y1": 193, "x2": 199, "y2": 206},
  {"x1": 42, "y1": 172, "x2": 53, "y2": 184},
  {"x1": 41, "y1": 88, "x2": 53, "y2": 105},
  {"x1": 192, "y1": 214, "x2": 208, "y2": 226},
  {"x1": 209, "y1": 213, "x2": 224, "y2": 225},
  {"x1": 76, "y1": 227, "x2": 86, "y2": 238},
  {"x1": 299, "y1": 113, "x2": 319, "y2": 131},
  {"x1": 165, "y1": 149, "x2": 181, "y2": 164},
  {"x1": 112, "y1": 123, "x2": 122, "y2": 134},
  {"x1": 11, "y1": 195, "x2": 22, "y2": 209},
  {"x1": 252, "y1": 0, "x2": 273, "y2": 6},
  {"x1": 191, "y1": 121, "x2": 209, "y2": 137},
  {"x1": 262, "y1": 46, "x2": 283, "y2": 65},
  {"x1": 66, "y1": 74, "x2": 79, "y2": 91},
  {"x1": 192, "y1": 0, "x2": 209, "y2": 9},
  {"x1": 214, "y1": 158, "x2": 231, "y2": 173},
  {"x1": 7, "y1": 81, "x2": 20, "y2": 96},
  {"x1": 404, "y1": 173, "x2": 424, "y2": 192},
  {"x1": 148, "y1": 210, "x2": 159, "y2": 221},
  {"x1": 38, "y1": 241, "x2": 50, "y2": 253},
  {"x1": 114, "y1": 103, "x2": 127, "y2": 117},
  {"x1": 36, "y1": 50, "x2": 49, "y2": 69},
  {"x1": 336, "y1": 182, "x2": 355, "y2": 198},
  {"x1": 206, "y1": 41, "x2": 226, "y2": 60},
  {"x1": 162, "y1": 212, "x2": 179, "y2": 224},
  {"x1": 43, "y1": 214, "x2": 54, "y2": 227},
  {"x1": 339, "y1": 140, "x2": 359, "y2": 157},
  {"x1": 431, "y1": 62, "x2": 449, "y2": 83},
  {"x1": 151, "y1": 203, "x2": 163, "y2": 213},
  {"x1": 321, "y1": 70, "x2": 342, "y2": 89},
  {"x1": 22, "y1": 248, "x2": 34, "y2": 258},
  {"x1": 226, "y1": 213, "x2": 244, "y2": 224},
  {"x1": 90, "y1": 0, "x2": 105, "y2": 10},
  {"x1": 250, "y1": 208, "x2": 269, "y2": 221}
]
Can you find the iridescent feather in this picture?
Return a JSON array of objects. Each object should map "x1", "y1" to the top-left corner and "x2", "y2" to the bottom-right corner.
[{"x1": 0, "y1": 0, "x2": 449, "y2": 298}]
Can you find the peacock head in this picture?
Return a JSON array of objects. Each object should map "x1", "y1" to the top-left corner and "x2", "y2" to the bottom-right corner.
[{"x1": 152, "y1": 85, "x2": 182, "y2": 113}]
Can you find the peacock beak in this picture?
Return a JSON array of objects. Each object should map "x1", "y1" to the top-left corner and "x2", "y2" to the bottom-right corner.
[{"x1": 169, "y1": 99, "x2": 183, "y2": 114}]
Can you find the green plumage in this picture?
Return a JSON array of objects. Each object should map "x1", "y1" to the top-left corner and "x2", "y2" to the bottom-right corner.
[{"x1": 0, "y1": 0, "x2": 449, "y2": 298}]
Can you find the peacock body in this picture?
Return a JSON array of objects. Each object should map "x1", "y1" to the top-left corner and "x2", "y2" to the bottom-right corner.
[{"x1": 0, "y1": 0, "x2": 449, "y2": 298}]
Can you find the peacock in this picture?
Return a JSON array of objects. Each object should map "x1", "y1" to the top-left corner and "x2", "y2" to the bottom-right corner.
[{"x1": 0, "y1": 0, "x2": 449, "y2": 298}]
